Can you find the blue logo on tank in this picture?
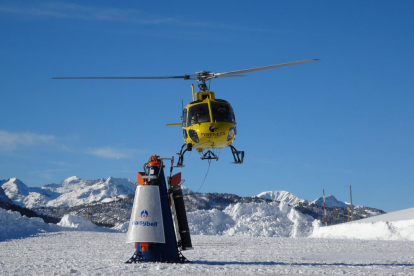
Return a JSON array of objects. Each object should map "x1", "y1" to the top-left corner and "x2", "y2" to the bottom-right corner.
[{"x1": 140, "y1": 210, "x2": 149, "y2": 218}]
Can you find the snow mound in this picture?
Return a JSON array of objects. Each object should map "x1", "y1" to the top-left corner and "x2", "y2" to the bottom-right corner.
[
  {"x1": 187, "y1": 201, "x2": 314, "y2": 237},
  {"x1": 0, "y1": 208, "x2": 61, "y2": 241},
  {"x1": 0, "y1": 209, "x2": 116, "y2": 242},
  {"x1": 350, "y1": 207, "x2": 414, "y2": 223},
  {"x1": 58, "y1": 215, "x2": 103, "y2": 231},
  {"x1": 187, "y1": 209, "x2": 236, "y2": 235},
  {"x1": 311, "y1": 219, "x2": 414, "y2": 241},
  {"x1": 114, "y1": 201, "x2": 315, "y2": 237},
  {"x1": 311, "y1": 207, "x2": 414, "y2": 241},
  {"x1": 112, "y1": 222, "x2": 129, "y2": 232}
]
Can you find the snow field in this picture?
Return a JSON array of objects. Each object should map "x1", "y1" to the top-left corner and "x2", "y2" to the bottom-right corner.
[
  {"x1": 1, "y1": 232, "x2": 414, "y2": 275},
  {"x1": 2, "y1": 200, "x2": 414, "y2": 274}
]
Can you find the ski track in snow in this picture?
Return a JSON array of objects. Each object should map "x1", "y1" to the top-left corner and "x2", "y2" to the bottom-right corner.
[{"x1": 0, "y1": 232, "x2": 413, "y2": 275}]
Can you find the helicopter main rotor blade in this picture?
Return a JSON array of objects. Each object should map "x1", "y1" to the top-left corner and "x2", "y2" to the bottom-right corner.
[
  {"x1": 212, "y1": 74, "x2": 245, "y2": 78},
  {"x1": 52, "y1": 75, "x2": 196, "y2": 80},
  {"x1": 52, "y1": 59, "x2": 317, "y2": 82},
  {"x1": 209, "y1": 59, "x2": 318, "y2": 80}
]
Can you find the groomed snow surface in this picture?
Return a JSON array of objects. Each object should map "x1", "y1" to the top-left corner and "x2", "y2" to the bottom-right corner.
[
  {"x1": 2, "y1": 232, "x2": 414, "y2": 275},
  {"x1": 2, "y1": 204, "x2": 414, "y2": 274}
]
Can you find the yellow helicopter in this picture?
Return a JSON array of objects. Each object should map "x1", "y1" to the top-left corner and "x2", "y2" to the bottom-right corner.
[
  {"x1": 53, "y1": 59, "x2": 318, "y2": 167},
  {"x1": 167, "y1": 83, "x2": 240, "y2": 167}
]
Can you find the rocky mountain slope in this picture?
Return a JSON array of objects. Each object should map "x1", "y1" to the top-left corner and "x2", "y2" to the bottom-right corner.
[{"x1": 0, "y1": 180, "x2": 12, "y2": 203}]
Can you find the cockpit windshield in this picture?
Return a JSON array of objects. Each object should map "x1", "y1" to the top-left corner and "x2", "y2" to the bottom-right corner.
[
  {"x1": 211, "y1": 102, "x2": 234, "y2": 123},
  {"x1": 188, "y1": 103, "x2": 210, "y2": 126}
]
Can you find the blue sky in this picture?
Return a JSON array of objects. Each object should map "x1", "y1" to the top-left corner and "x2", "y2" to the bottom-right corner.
[{"x1": 1, "y1": 1, "x2": 413, "y2": 212}]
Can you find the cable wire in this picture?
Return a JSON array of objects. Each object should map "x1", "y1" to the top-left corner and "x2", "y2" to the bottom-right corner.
[{"x1": 196, "y1": 159, "x2": 211, "y2": 193}]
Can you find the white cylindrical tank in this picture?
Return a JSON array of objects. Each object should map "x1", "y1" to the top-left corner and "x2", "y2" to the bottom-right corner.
[{"x1": 126, "y1": 185, "x2": 165, "y2": 243}]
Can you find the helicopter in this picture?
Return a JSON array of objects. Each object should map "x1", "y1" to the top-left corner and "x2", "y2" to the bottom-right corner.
[{"x1": 53, "y1": 59, "x2": 318, "y2": 167}]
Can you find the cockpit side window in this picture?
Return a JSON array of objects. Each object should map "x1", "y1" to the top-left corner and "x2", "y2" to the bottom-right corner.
[
  {"x1": 182, "y1": 109, "x2": 187, "y2": 127},
  {"x1": 188, "y1": 103, "x2": 210, "y2": 126},
  {"x1": 211, "y1": 102, "x2": 234, "y2": 123}
]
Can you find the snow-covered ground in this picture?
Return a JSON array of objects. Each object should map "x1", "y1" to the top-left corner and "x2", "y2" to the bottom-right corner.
[
  {"x1": 1, "y1": 231, "x2": 414, "y2": 275},
  {"x1": 351, "y1": 207, "x2": 414, "y2": 223},
  {"x1": 2, "y1": 204, "x2": 414, "y2": 274},
  {"x1": 311, "y1": 207, "x2": 414, "y2": 241},
  {"x1": 312, "y1": 219, "x2": 414, "y2": 241}
]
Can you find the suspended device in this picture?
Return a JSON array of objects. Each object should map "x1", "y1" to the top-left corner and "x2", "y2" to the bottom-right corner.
[
  {"x1": 125, "y1": 155, "x2": 192, "y2": 263},
  {"x1": 53, "y1": 59, "x2": 318, "y2": 167}
]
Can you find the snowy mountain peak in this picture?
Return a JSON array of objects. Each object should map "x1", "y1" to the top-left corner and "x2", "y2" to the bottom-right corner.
[
  {"x1": 2, "y1": 178, "x2": 29, "y2": 195},
  {"x1": 5, "y1": 177, "x2": 27, "y2": 187},
  {"x1": 61, "y1": 176, "x2": 82, "y2": 185},
  {"x1": 1, "y1": 178, "x2": 30, "y2": 206},
  {"x1": 256, "y1": 191, "x2": 353, "y2": 210},
  {"x1": 312, "y1": 195, "x2": 349, "y2": 209},
  {"x1": 256, "y1": 190, "x2": 309, "y2": 206}
]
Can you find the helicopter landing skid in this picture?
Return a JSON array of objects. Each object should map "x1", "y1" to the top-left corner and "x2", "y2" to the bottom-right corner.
[
  {"x1": 176, "y1": 143, "x2": 193, "y2": 168},
  {"x1": 200, "y1": 150, "x2": 219, "y2": 161},
  {"x1": 230, "y1": 145, "x2": 244, "y2": 164}
]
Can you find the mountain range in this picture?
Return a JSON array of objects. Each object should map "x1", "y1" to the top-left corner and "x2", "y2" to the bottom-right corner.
[
  {"x1": 2, "y1": 176, "x2": 364, "y2": 210},
  {"x1": 255, "y1": 190, "x2": 353, "y2": 209},
  {"x1": 0, "y1": 177, "x2": 135, "y2": 208},
  {"x1": 1, "y1": 176, "x2": 385, "y2": 227}
]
